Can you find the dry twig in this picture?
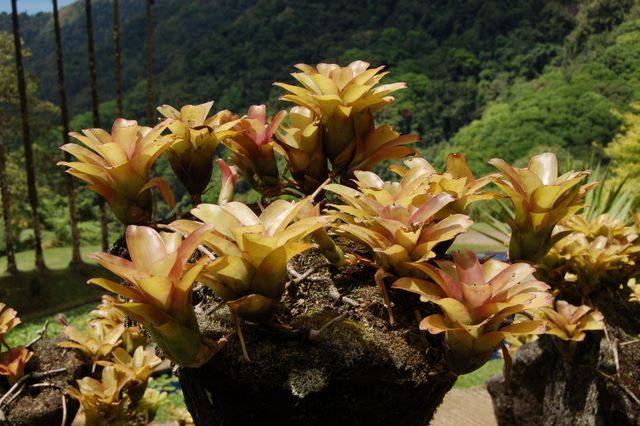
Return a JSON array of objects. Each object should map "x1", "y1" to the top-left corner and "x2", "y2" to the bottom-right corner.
[{"x1": 26, "y1": 319, "x2": 50, "y2": 348}]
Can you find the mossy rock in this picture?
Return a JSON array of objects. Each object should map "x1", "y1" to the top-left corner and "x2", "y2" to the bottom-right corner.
[{"x1": 179, "y1": 249, "x2": 456, "y2": 426}]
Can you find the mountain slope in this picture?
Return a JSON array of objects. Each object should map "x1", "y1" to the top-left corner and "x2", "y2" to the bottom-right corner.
[{"x1": 1, "y1": 0, "x2": 579, "y2": 144}]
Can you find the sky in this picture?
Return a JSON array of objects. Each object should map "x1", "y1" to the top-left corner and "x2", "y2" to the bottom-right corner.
[{"x1": 0, "y1": 0, "x2": 76, "y2": 14}]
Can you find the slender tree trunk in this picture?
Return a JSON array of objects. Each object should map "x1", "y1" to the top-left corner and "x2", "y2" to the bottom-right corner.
[
  {"x1": 112, "y1": 0, "x2": 122, "y2": 117},
  {"x1": 53, "y1": 0, "x2": 82, "y2": 266},
  {"x1": 145, "y1": 0, "x2": 158, "y2": 217},
  {"x1": 84, "y1": 0, "x2": 109, "y2": 251},
  {"x1": 0, "y1": 136, "x2": 18, "y2": 275},
  {"x1": 11, "y1": 0, "x2": 46, "y2": 272},
  {"x1": 145, "y1": 0, "x2": 154, "y2": 124}
]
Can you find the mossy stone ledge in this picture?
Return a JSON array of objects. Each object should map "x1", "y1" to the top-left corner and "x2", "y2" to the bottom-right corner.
[{"x1": 178, "y1": 250, "x2": 456, "y2": 426}]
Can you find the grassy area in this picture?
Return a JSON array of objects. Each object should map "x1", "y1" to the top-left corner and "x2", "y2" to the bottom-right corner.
[
  {"x1": 0, "y1": 245, "x2": 100, "y2": 274},
  {"x1": 5, "y1": 303, "x2": 94, "y2": 347},
  {"x1": 0, "y1": 245, "x2": 107, "y2": 317},
  {"x1": 454, "y1": 359, "x2": 504, "y2": 388}
]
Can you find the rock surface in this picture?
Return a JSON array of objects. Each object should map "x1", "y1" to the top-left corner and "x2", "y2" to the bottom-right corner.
[
  {"x1": 2, "y1": 338, "x2": 86, "y2": 426},
  {"x1": 179, "y1": 249, "x2": 457, "y2": 426},
  {"x1": 488, "y1": 284, "x2": 640, "y2": 426}
]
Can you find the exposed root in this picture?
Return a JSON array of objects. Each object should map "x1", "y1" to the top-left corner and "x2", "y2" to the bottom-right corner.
[
  {"x1": 328, "y1": 285, "x2": 360, "y2": 307},
  {"x1": 374, "y1": 268, "x2": 396, "y2": 326},
  {"x1": 0, "y1": 367, "x2": 67, "y2": 420},
  {"x1": 228, "y1": 304, "x2": 250, "y2": 361},
  {"x1": 308, "y1": 313, "x2": 348, "y2": 342},
  {"x1": 26, "y1": 319, "x2": 50, "y2": 348}
]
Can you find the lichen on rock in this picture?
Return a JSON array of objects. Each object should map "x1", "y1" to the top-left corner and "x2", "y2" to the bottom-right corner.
[{"x1": 288, "y1": 368, "x2": 328, "y2": 398}]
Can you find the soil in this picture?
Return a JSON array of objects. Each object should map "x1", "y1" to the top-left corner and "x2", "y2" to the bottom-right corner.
[
  {"x1": 2, "y1": 337, "x2": 87, "y2": 426},
  {"x1": 179, "y1": 240, "x2": 457, "y2": 426}
]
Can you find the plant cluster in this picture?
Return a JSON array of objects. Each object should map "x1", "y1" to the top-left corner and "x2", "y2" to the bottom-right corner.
[
  {"x1": 537, "y1": 214, "x2": 640, "y2": 297},
  {"x1": 62, "y1": 295, "x2": 169, "y2": 425},
  {"x1": 60, "y1": 61, "x2": 606, "y2": 383}
]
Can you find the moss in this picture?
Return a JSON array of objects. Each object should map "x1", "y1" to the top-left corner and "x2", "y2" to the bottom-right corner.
[{"x1": 288, "y1": 368, "x2": 328, "y2": 398}]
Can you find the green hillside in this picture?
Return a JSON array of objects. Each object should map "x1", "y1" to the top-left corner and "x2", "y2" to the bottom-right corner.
[
  {"x1": 1, "y1": 0, "x2": 587, "y2": 143},
  {"x1": 1, "y1": 0, "x2": 639, "y2": 253}
]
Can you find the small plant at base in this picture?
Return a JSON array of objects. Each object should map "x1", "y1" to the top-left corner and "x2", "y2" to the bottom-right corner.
[
  {"x1": 539, "y1": 300, "x2": 604, "y2": 358},
  {"x1": 393, "y1": 251, "x2": 552, "y2": 374},
  {"x1": 88, "y1": 295, "x2": 149, "y2": 354},
  {"x1": 67, "y1": 365, "x2": 132, "y2": 425},
  {"x1": 98, "y1": 346, "x2": 162, "y2": 404},
  {"x1": 59, "y1": 322, "x2": 125, "y2": 370},
  {"x1": 0, "y1": 305, "x2": 32, "y2": 385},
  {"x1": 0, "y1": 303, "x2": 20, "y2": 342},
  {"x1": 0, "y1": 346, "x2": 33, "y2": 385}
]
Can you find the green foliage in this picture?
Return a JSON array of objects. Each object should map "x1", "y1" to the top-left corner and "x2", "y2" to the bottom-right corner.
[
  {"x1": 447, "y1": 19, "x2": 640, "y2": 174},
  {"x1": 605, "y1": 103, "x2": 640, "y2": 197},
  {"x1": 0, "y1": 0, "x2": 580, "y2": 141}
]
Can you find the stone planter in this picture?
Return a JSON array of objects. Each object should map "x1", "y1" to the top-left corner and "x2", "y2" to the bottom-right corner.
[
  {"x1": 178, "y1": 253, "x2": 456, "y2": 425},
  {"x1": 488, "y1": 286, "x2": 640, "y2": 425}
]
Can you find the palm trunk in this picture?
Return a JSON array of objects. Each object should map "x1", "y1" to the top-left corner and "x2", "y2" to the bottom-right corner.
[
  {"x1": 145, "y1": 0, "x2": 154, "y2": 125},
  {"x1": 112, "y1": 0, "x2": 123, "y2": 117},
  {"x1": 84, "y1": 0, "x2": 109, "y2": 251},
  {"x1": 53, "y1": 0, "x2": 82, "y2": 266},
  {"x1": 11, "y1": 0, "x2": 46, "y2": 272},
  {"x1": 0, "y1": 136, "x2": 18, "y2": 275}
]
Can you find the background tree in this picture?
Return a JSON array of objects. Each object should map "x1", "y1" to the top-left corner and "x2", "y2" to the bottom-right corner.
[
  {"x1": 11, "y1": 0, "x2": 46, "y2": 272},
  {"x1": 112, "y1": 0, "x2": 122, "y2": 117},
  {"x1": 605, "y1": 103, "x2": 640, "y2": 196},
  {"x1": 145, "y1": 0, "x2": 153, "y2": 124},
  {"x1": 53, "y1": 0, "x2": 82, "y2": 266},
  {"x1": 0, "y1": 135, "x2": 17, "y2": 274},
  {"x1": 84, "y1": 0, "x2": 108, "y2": 251}
]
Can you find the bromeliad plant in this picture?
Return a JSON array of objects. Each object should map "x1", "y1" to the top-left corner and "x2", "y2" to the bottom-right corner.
[
  {"x1": 0, "y1": 304, "x2": 32, "y2": 386},
  {"x1": 169, "y1": 195, "x2": 333, "y2": 359},
  {"x1": 87, "y1": 225, "x2": 226, "y2": 367},
  {"x1": 388, "y1": 154, "x2": 502, "y2": 217},
  {"x1": 326, "y1": 167, "x2": 476, "y2": 323},
  {"x1": 536, "y1": 208, "x2": 640, "y2": 298},
  {"x1": 59, "y1": 322, "x2": 125, "y2": 370},
  {"x1": 539, "y1": 300, "x2": 604, "y2": 358},
  {"x1": 393, "y1": 251, "x2": 552, "y2": 374},
  {"x1": 275, "y1": 61, "x2": 409, "y2": 173},
  {"x1": 158, "y1": 101, "x2": 238, "y2": 204},
  {"x1": 62, "y1": 296, "x2": 176, "y2": 425},
  {"x1": 490, "y1": 153, "x2": 596, "y2": 263},
  {"x1": 59, "y1": 118, "x2": 176, "y2": 225},
  {"x1": 222, "y1": 104, "x2": 287, "y2": 196},
  {"x1": 272, "y1": 61, "x2": 417, "y2": 193}
]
